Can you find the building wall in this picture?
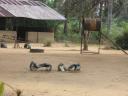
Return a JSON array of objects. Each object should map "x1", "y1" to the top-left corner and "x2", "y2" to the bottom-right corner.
[
  {"x1": 0, "y1": 30, "x2": 16, "y2": 43},
  {"x1": 27, "y1": 32, "x2": 54, "y2": 43},
  {"x1": 0, "y1": 31, "x2": 54, "y2": 43}
]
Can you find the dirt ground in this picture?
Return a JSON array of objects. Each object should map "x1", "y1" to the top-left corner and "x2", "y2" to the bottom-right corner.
[{"x1": 0, "y1": 43, "x2": 128, "y2": 96}]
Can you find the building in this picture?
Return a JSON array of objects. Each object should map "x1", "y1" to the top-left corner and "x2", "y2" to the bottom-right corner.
[{"x1": 0, "y1": 0, "x2": 65, "y2": 43}]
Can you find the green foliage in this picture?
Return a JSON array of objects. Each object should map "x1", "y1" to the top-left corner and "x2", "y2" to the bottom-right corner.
[
  {"x1": 115, "y1": 20, "x2": 128, "y2": 49},
  {"x1": 116, "y1": 32, "x2": 128, "y2": 49},
  {"x1": 101, "y1": 19, "x2": 128, "y2": 49},
  {"x1": 110, "y1": 22, "x2": 124, "y2": 41},
  {"x1": 0, "y1": 82, "x2": 4, "y2": 96},
  {"x1": 55, "y1": 19, "x2": 81, "y2": 43},
  {"x1": 102, "y1": 20, "x2": 127, "y2": 40},
  {"x1": 64, "y1": 41, "x2": 69, "y2": 47},
  {"x1": 55, "y1": 18, "x2": 128, "y2": 47},
  {"x1": 55, "y1": 24, "x2": 66, "y2": 42},
  {"x1": 88, "y1": 32, "x2": 100, "y2": 43},
  {"x1": 118, "y1": 20, "x2": 128, "y2": 32},
  {"x1": 68, "y1": 32, "x2": 81, "y2": 43}
]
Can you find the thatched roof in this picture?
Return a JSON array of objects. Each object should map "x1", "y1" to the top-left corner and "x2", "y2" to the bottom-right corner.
[{"x1": 0, "y1": 0, "x2": 65, "y2": 20}]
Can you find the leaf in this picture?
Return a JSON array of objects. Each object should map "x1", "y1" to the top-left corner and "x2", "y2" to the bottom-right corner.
[{"x1": 0, "y1": 82, "x2": 4, "y2": 96}]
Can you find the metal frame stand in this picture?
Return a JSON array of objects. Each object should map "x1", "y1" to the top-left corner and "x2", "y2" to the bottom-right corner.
[{"x1": 80, "y1": 30, "x2": 102, "y2": 54}]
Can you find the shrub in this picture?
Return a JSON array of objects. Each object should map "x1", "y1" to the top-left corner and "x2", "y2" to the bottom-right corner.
[
  {"x1": 64, "y1": 41, "x2": 70, "y2": 47},
  {"x1": 116, "y1": 32, "x2": 128, "y2": 50},
  {"x1": 43, "y1": 40, "x2": 52, "y2": 47}
]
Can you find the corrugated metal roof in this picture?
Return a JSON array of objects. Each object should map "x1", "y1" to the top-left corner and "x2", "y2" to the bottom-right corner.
[{"x1": 0, "y1": 0, "x2": 66, "y2": 20}]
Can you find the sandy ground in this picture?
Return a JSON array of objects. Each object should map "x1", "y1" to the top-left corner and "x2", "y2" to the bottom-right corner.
[{"x1": 0, "y1": 43, "x2": 128, "y2": 96}]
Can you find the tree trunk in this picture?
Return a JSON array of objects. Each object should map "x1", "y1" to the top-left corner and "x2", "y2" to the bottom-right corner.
[
  {"x1": 105, "y1": 0, "x2": 113, "y2": 49},
  {"x1": 99, "y1": 1, "x2": 103, "y2": 18},
  {"x1": 83, "y1": 31, "x2": 88, "y2": 50},
  {"x1": 107, "y1": 0, "x2": 113, "y2": 34},
  {"x1": 64, "y1": 13, "x2": 68, "y2": 35}
]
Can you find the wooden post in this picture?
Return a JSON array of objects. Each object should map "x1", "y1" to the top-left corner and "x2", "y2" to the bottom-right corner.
[
  {"x1": 80, "y1": 26, "x2": 83, "y2": 54},
  {"x1": 14, "y1": 18, "x2": 20, "y2": 48},
  {"x1": 64, "y1": 14, "x2": 68, "y2": 35},
  {"x1": 80, "y1": 17, "x2": 85, "y2": 54},
  {"x1": 14, "y1": 32, "x2": 17, "y2": 48},
  {"x1": 14, "y1": 18, "x2": 17, "y2": 48},
  {"x1": 37, "y1": 32, "x2": 39, "y2": 43},
  {"x1": 98, "y1": 1, "x2": 103, "y2": 54}
]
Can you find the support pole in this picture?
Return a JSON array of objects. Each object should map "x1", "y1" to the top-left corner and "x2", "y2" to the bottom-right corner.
[
  {"x1": 80, "y1": 17, "x2": 85, "y2": 54},
  {"x1": 14, "y1": 18, "x2": 17, "y2": 48},
  {"x1": 80, "y1": 29, "x2": 83, "y2": 54},
  {"x1": 14, "y1": 18, "x2": 20, "y2": 48},
  {"x1": 37, "y1": 32, "x2": 39, "y2": 43}
]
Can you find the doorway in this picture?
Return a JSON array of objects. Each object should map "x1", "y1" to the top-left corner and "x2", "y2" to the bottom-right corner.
[{"x1": 17, "y1": 30, "x2": 27, "y2": 42}]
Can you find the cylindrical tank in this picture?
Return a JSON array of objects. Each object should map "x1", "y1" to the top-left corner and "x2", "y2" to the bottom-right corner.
[{"x1": 84, "y1": 18, "x2": 101, "y2": 31}]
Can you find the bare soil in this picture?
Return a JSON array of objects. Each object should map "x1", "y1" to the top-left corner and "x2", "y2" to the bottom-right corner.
[{"x1": 0, "y1": 43, "x2": 128, "y2": 96}]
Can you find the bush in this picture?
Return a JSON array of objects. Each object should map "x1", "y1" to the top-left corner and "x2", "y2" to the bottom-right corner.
[
  {"x1": 116, "y1": 32, "x2": 128, "y2": 50},
  {"x1": 101, "y1": 19, "x2": 128, "y2": 49},
  {"x1": 43, "y1": 40, "x2": 52, "y2": 47},
  {"x1": 54, "y1": 19, "x2": 81, "y2": 43},
  {"x1": 64, "y1": 41, "x2": 70, "y2": 47}
]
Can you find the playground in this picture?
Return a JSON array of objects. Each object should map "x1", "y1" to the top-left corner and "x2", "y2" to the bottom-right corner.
[
  {"x1": 0, "y1": 0, "x2": 127, "y2": 96},
  {"x1": 0, "y1": 43, "x2": 128, "y2": 96}
]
